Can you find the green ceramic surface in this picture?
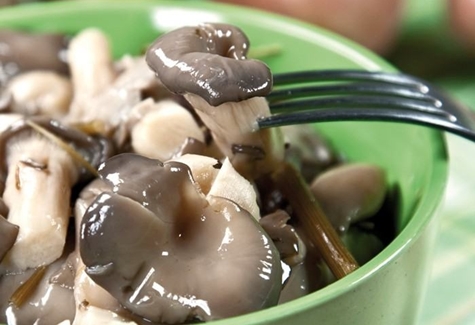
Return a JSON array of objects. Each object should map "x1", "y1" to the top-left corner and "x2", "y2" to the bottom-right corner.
[{"x1": 0, "y1": 1, "x2": 449, "y2": 324}]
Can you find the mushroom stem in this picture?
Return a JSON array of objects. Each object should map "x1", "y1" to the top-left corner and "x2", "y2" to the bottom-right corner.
[
  {"x1": 185, "y1": 94, "x2": 284, "y2": 179},
  {"x1": 66, "y1": 28, "x2": 117, "y2": 125},
  {"x1": 272, "y1": 162, "x2": 359, "y2": 279},
  {"x1": 1, "y1": 135, "x2": 79, "y2": 271}
]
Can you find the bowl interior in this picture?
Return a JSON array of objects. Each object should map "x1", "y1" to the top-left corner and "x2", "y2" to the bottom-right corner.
[{"x1": 0, "y1": 1, "x2": 448, "y2": 324}]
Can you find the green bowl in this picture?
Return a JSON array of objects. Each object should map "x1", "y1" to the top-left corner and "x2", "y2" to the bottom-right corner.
[{"x1": 0, "y1": 1, "x2": 449, "y2": 324}]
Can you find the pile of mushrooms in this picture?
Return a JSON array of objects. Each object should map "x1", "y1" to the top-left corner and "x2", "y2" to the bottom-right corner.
[{"x1": 0, "y1": 23, "x2": 390, "y2": 325}]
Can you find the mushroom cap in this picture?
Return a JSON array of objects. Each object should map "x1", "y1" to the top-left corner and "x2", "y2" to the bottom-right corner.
[
  {"x1": 0, "y1": 29, "x2": 68, "y2": 77},
  {"x1": 146, "y1": 23, "x2": 272, "y2": 106},
  {"x1": 80, "y1": 153, "x2": 282, "y2": 323}
]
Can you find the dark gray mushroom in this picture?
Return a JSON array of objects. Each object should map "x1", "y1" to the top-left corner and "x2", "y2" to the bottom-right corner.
[
  {"x1": 146, "y1": 23, "x2": 284, "y2": 179},
  {"x1": 259, "y1": 210, "x2": 305, "y2": 266},
  {"x1": 0, "y1": 214, "x2": 18, "y2": 262},
  {"x1": 310, "y1": 163, "x2": 387, "y2": 234},
  {"x1": 0, "y1": 29, "x2": 68, "y2": 79},
  {"x1": 80, "y1": 153, "x2": 282, "y2": 324},
  {"x1": 258, "y1": 210, "x2": 327, "y2": 304},
  {"x1": 0, "y1": 117, "x2": 112, "y2": 271},
  {"x1": 72, "y1": 177, "x2": 140, "y2": 325},
  {"x1": 145, "y1": 23, "x2": 271, "y2": 106}
]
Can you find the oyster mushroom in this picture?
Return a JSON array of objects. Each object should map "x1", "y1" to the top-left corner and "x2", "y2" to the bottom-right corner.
[
  {"x1": 207, "y1": 157, "x2": 260, "y2": 220},
  {"x1": 0, "y1": 118, "x2": 110, "y2": 271},
  {"x1": 174, "y1": 154, "x2": 260, "y2": 220},
  {"x1": 0, "y1": 29, "x2": 69, "y2": 79},
  {"x1": 67, "y1": 28, "x2": 116, "y2": 102},
  {"x1": 145, "y1": 23, "x2": 284, "y2": 179},
  {"x1": 130, "y1": 99, "x2": 205, "y2": 161},
  {"x1": 171, "y1": 153, "x2": 220, "y2": 195},
  {"x1": 80, "y1": 153, "x2": 282, "y2": 324},
  {"x1": 146, "y1": 23, "x2": 358, "y2": 279},
  {"x1": 71, "y1": 178, "x2": 139, "y2": 325},
  {"x1": 310, "y1": 163, "x2": 387, "y2": 265},
  {"x1": 310, "y1": 163, "x2": 387, "y2": 235},
  {"x1": 0, "y1": 214, "x2": 18, "y2": 262},
  {"x1": 66, "y1": 29, "x2": 168, "y2": 147},
  {"x1": 6, "y1": 70, "x2": 73, "y2": 117},
  {"x1": 259, "y1": 210, "x2": 326, "y2": 304},
  {"x1": 66, "y1": 28, "x2": 119, "y2": 133}
]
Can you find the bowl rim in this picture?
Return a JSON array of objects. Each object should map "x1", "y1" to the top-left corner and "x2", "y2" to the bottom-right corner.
[{"x1": 0, "y1": 1, "x2": 449, "y2": 324}]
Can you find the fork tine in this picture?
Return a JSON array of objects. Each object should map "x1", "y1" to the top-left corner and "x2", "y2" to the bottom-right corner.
[
  {"x1": 267, "y1": 83, "x2": 440, "y2": 103},
  {"x1": 258, "y1": 107, "x2": 475, "y2": 142},
  {"x1": 272, "y1": 70, "x2": 429, "y2": 92},
  {"x1": 269, "y1": 95, "x2": 455, "y2": 119},
  {"x1": 265, "y1": 70, "x2": 475, "y2": 142}
]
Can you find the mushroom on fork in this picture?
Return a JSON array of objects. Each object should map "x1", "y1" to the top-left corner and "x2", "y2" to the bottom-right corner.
[
  {"x1": 146, "y1": 23, "x2": 284, "y2": 180},
  {"x1": 146, "y1": 23, "x2": 359, "y2": 279}
]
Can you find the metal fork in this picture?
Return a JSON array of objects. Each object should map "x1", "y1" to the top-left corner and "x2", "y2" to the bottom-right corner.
[{"x1": 258, "y1": 70, "x2": 475, "y2": 142}]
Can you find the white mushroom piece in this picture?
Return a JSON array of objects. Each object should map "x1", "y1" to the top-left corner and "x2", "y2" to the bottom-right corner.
[
  {"x1": 65, "y1": 28, "x2": 169, "y2": 148},
  {"x1": 5, "y1": 70, "x2": 73, "y2": 117},
  {"x1": 0, "y1": 29, "x2": 70, "y2": 116},
  {"x1": 145, "y1": 23, "x2": 358, "y2": 279},
  {"x1": 0, "y1": 117, "x2": 110, "y2": 271},
  {"x1": 67, "y1": 28, "x2": 117, "y2": 119},
  {"x1": 79, "y1": 153, "x2": 282, "y2": 324},
  {"x1": 128, "y1": 98, "x2": 206, "y2": 161}
]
